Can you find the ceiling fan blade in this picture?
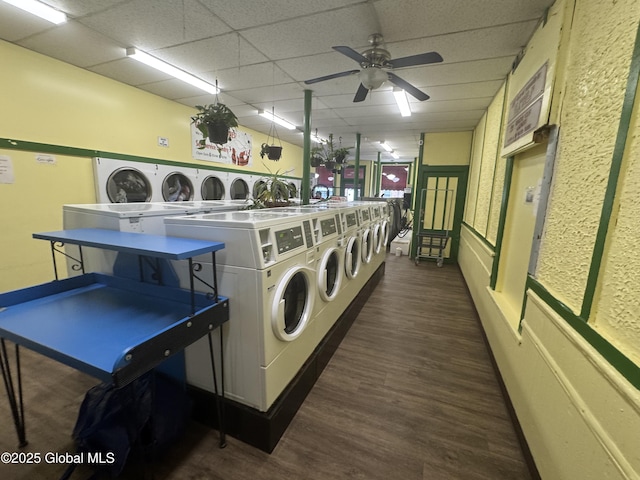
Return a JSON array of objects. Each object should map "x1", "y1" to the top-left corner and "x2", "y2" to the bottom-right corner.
[
  {"x1": 333, "y1": 46, "x2": 369, "y2": 65},
  {"x1": 387, "y1": 51, "x2": 443, "y2": 69},
  {"x1": 387, "y1": 72, "x2": 430, "y2": 101},
  {"x1": 304, "y1": 70, "x2": 360, "y2": 85},
  {"x1": 353, "y1": 83, "x2": 369, "y2": 102}
]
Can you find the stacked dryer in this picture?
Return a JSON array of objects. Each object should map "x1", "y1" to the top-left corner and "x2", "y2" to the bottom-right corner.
[{"x1": 164, "y1": 210, "x2": 319, "y2": 412}]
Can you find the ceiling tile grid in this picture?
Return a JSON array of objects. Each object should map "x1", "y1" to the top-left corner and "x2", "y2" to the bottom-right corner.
[{"x1": 0, "y1": 0, "x2": 555, "y2": 162}]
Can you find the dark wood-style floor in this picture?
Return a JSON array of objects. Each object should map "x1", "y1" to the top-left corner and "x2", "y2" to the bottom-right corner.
[{"x1": 0, "y1": 254, "x2": 533, "y2": 479}]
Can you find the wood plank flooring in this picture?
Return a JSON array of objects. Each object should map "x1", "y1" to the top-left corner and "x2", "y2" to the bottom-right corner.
[{"x1": 0, "y1": 254, "x2": 533, "y2": 479}]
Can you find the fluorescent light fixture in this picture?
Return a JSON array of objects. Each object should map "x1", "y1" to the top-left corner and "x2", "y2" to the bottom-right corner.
[
  {"x1": 126, "y1": 47, "x2": 219, "y2": 94},
  {"x1": 3, "y1": 0, "x2": 66, "y2": 24},
  {"x1": 310, "y1": 133, "x2": 325, "y2": 143},
  {"x1": 380, "y1": 141, "x2": 393, "y2": 152},
  {"x1": 391, "y1": 151, "x2": 400, "y2": 159},
  {"x1": 393, "y1": 88, "x2": 411, "y2": 117},
  {"x1": 314, "y1": 173, "x2": 320, "y2": 179},
  {"x1": 328, "y1": 176, "x2": 334, "y2": 181},
  {"x1": 387, "y1": 174, "x2": 396, "y2": 180},
  {"x1": 259, "y1": 109, "x2": 296, "y2": 130}
]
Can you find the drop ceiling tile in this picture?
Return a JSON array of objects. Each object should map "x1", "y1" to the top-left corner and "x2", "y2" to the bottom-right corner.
[
  {"x1": 198, "y1": 0, "x2": 364, "y2": 30},
  {"x1": 18, "y1": 20, "x2": 124, "y2": 67},
  {"x1": 425, "y1": 80, "x2": 504, "y2": 102},
  {"x1": 211, "y1": 63, "x2": 295, "y2": 92},
  {"x1": 134, "y1": 77, "x2": 213, "y2": 100},
  {"x1": 240, "y1": 4, "x2": 379, "y2": 60},
  {"x1": 156, "y1": 34, "x2": 268, "y2": 76},
  {"x1": 41, "y1": 0, "x2": 129, "y2": 18},
  {"x1": 375, "y1": 0, "x2": 554, "y2": 43},
  {"x1": 79, "y1": 0, "x2": 230, "y2": 51},
  {"x1": 228, "y1": 83, "x2": 304, "y2": 105}
]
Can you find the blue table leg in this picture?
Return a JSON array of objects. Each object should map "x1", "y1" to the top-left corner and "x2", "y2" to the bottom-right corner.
[{"x1": 0, "y1": 339, "x2": 27, "y2": 447}]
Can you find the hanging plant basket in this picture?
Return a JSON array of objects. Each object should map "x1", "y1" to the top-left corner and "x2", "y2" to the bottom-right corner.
[
  {"x1": 261, "y1": 143, "x2": 283, "y2": 161},
  {"x1": 207, "y1": 122, "x2": 230, "y2": 144},
  {"x1": 260, "y1": 108, "x2": 284, "y2": 161},
  {"x1": 190, "y1": 87, "x2": 239, "y2": 148},
  {"x1": 325, "y1": 160, "x2": 336, "y2": 170},
  {"x1": 310, "y1": 156, "x2": 323, "y2": 168}
]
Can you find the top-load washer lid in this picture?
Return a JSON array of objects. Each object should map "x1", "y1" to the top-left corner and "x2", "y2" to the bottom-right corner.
[
  {"x1": 201, "y1": 175, "x2": 225, "y2": 200},
  {"x1": 230, "y1": 178, "x2": 249, "y2": 199},
  {"x1": 106, "y1": 167, "x2": 152, "y2": 203},
  {"x1": 162, "y1": 172, "x2": 194, "y2": 201},
  {"x1": 63, "y1": 202, "x2": 192, "y2": 218}
]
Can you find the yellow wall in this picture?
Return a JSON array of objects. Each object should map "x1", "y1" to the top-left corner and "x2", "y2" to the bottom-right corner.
[
  {"x1": 458, "y1": 0, "x2": 640, "y2": 478},
  {"x1": 535, "y1": 0, "x2": 640, "y2": 312},
  {"x1": 423, "y1": 131, "x2": 472, "y2": 165},
  {"x1": 0, "y1": 40, "x2": 304, "y2": 293}
]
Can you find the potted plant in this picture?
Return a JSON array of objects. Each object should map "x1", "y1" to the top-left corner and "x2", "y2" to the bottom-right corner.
[
  {"x1": 333, "y1": 146, "x2": 351, "y2": 164},
  {"x1": 250, "y1": 166, "x2": 296, "y2": 208},
  {"x1": 191, "y1": 103, "x2": 238, "y2": 147},
  {"x1": 260, "y1": 108, "x2": 284, "y2": 161},
  {"x1": 310, "y1": 146, "x2": 325, "y2": 167},
  {"x1": 260, "y1": 143, "x2": 283, "y2": 161}
]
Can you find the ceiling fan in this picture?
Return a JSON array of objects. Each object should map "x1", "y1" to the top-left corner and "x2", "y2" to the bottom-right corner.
[{"x1": 304, "y1": 33, "x2": 443, "y2": 102}]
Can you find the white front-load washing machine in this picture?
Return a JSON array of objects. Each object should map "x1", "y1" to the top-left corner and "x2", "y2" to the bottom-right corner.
[{"x1": 164, "y1": 210, "x2": 318, "y2": 411}]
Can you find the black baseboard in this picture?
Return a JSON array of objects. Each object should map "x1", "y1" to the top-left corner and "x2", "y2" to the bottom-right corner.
[{"x1": 189, "y1": 262, "x2": 386, "y2": 453}]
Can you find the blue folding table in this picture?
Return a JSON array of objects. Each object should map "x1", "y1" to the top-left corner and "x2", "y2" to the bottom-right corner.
[{"x1": 0, "y1": 228, "x2": 229, "y2": 448}]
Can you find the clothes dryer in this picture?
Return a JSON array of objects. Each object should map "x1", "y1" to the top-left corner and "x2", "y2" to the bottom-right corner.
[
  {"x1": 156, "y1": 165, "x2": 199, "y2": 202},
  {"x1": 164, "y1": 210, "x2": 319, "y2": 411},
  {"x1": 200, "y1": 171, "x2": 229, "y2": 200},
  {"x1": 94, "y1": 157, "x2": 159, "y2": 203},
  {"x1": 227, "y1": 172, "x2": 252, "y2": 200}
]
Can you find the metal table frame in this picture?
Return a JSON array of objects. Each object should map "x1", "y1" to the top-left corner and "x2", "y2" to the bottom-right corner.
[{"x1": 0, "y1": 228, "x2": 230, "y2": 449}]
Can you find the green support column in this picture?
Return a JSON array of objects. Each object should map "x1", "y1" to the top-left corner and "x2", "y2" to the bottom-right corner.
[
  {"x1": 354, "y1": 132, "x2": 361, "y2": 200},
  {"x1": 302, "y1": 89, "x2": 312, "y2": 205}
]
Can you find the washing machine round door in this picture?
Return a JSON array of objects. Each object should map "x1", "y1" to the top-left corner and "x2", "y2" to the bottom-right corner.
[
  {"x1": 373, "y1": 223, "x2": 382, "y2": 254},
  {"x1": 361, "y1": 228, "x2": 373, "y2": 264},
  {"x1": 344, "y1": 236, "x2": 361, "y2": 279},
  {"x1": 106, "y1": 167, "x2": 152, "y2": 203},
  {"x1": 380, "y1": 220, "x2": 389, "y2": 247},
  {"x1": 272, "y1": 267, "x2": 315, "y2": 341},
  {"x1": 318, "y1": 247, "x2": 342, "y2": 302},
  {"x1": 230, "y1": 178, "x2": 249, "y2": 199}
]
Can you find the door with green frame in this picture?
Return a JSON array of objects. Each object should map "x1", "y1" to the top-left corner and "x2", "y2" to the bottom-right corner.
[{"x1": 411, "y1": 166, "x2": 468, "y2": 264}]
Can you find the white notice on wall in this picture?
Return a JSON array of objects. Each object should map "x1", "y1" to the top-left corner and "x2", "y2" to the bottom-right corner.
[
  {"x1": 0, "y1": 155, "x2": 15, "y2": 184},
  {"x1": 36, "y1": 154, "x2": 56, "y2": 165}
]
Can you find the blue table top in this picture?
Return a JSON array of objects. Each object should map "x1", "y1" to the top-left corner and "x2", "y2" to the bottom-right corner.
[
  {"x1": 33, "y1": 228, "x2": 224, "y2": 260},
  {"x1": 0, "y1": 273, "x2": 228, "y2": 384}
]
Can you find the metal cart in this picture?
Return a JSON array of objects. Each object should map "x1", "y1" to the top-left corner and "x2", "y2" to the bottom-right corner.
[
  {"x1": 415, "y1": 229, "x2": 450, "y2": 267},
  {"x1": 415, "y1": 187, "x2": 454, "y2": 267}
]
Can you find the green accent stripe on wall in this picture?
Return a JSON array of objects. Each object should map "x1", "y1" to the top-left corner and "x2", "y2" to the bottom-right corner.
[
  {"x1": 580, "y1": 25, "x2": 640, "y2": 320},
  {"x1": 0, "y1": 137, "x2": 303, "y2": 180},
  {"x1": 527, "y1": 276, "x2": 640, "y2": 390},
  {"x1": 490, "y1": 156, "x2": 514, "y2": 289},
  {"x1": 462, "y1": 222, "x2": 496, "y2": 251}
]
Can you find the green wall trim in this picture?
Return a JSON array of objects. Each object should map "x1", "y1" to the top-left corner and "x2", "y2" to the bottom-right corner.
[
  {"x1": 526, "y1": 276, "x2": 640, "y2": 390},
  {"x1": 0, "y1": 137, "x2": 303, "y2": 180},
  {"x1": 580, "y1": 24, "x2": 640, "y2": 319},
  {"x1": 490, "y1": 156, "x2": 514, "y2": 289},
  {"x1": 461, "y1": 222, "x2": 496, "y2": 252}
]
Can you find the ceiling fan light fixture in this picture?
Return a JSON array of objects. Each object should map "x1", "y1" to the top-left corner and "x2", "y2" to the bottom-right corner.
[
  {"x1": 359, "y1": 67, "x2": 387, "y2": 90},
  {"x1": 126, "y1": 48, "x2": 219, "y2": 94},
  {"x1": 393, "y1": 88, "x2": 411, "y2": 117},
  {"x1": 258, "y1": 109, "x2": 296, "y2": 130},
  {"x1": 2, "y1": 0, "x2": 66, "y2": 24}
]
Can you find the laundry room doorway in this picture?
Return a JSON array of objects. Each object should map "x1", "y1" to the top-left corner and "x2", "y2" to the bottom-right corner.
[{"x1": 411, "y1": 165, "x2": 468, "y2": 264}]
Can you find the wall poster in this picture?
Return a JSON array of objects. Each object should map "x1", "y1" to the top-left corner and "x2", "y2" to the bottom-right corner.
[{"x1": 191, "y1": 125, "x2": 253, "y2": 167}]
